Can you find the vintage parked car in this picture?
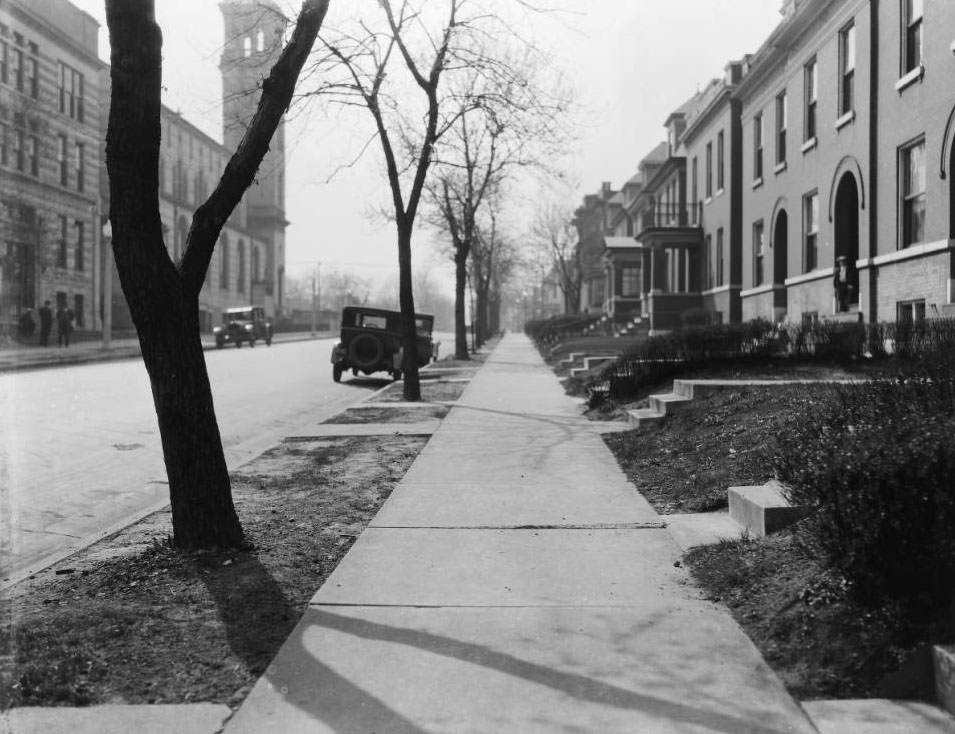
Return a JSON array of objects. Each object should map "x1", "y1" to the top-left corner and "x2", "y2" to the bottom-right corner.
[
  {"x1": 330, "y1": 306, "x2": 434, "y2": 382},
  {"x1": 214, "y1": 306, "x2": 273, "y2": 348}
]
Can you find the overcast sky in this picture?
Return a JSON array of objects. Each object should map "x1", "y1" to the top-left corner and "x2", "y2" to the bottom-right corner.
[{"x1": 72, "y1": 0, "x2": 783, "y2": 294}]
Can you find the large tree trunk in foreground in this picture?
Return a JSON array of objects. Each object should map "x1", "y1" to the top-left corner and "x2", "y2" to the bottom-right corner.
[
  {"x1": 105, "y1": 0, "x2": 326, "y2": 548},
  {"x1": 454, "y1": 252, "x2": 469, "y2": 360}
]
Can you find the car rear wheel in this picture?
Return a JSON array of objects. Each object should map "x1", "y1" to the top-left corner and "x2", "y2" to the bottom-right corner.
[
  {"x1": 333, "y1": 363, "x2": 343, "y2": 383},
  {"x1": 250, "y1": 338, "x2": 256, "y2": 348}
]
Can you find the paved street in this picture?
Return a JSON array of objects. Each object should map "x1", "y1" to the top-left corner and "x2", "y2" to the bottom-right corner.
[{"x1": 0, "y1": 338, "x2": 394, "y2": 586}]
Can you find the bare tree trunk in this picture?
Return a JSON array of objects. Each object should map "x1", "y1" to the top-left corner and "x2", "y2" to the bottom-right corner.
[
  {"x1": 398, "y1": 224, "x2": 421, "y2": 400},
  {"x1": 454, "y1": 252, "x2": 469, "y2": 360},
  {"x1": 106, "y1": 0, "x2": 243, "y2": 548}
]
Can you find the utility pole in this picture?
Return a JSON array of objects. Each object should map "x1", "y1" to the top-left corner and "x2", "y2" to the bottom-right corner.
[
  {"x1": 102, "y1": 219, "x2": 112, "y2": 349},
  {"x1": 310, "y1": 261, "x2": 322, "y2": 335}
]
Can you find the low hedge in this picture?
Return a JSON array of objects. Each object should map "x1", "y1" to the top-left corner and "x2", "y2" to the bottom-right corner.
[{"x1": 768, "y1": 362, "x2": 955, "y2": 609}]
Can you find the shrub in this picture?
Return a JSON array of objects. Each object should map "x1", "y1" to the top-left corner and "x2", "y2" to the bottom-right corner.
[{"x1": 769, "y1": 364, "x2": 955, "y2": 608}]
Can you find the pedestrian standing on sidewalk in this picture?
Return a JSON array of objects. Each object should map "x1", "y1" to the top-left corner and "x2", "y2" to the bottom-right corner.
[
  {"x1": 55, "y1": 304, "x2": 73, "y2": 348},
  {"x1": 39, "y1": 301, "x2": 53, "y2": 346},
  {"x1": 18, "y1": 309, "x2": 36, "y2": 339}
]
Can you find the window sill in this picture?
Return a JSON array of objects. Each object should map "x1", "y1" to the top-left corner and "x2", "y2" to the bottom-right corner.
[
  {"x1": 774, "y1": 161, "x2": 787, "y2": 175},
  {"x1": 714, "y1": 188, "x2": 725, "y2": 198},
  {"x1": 895, "y1": 64, "x2": 924, "y2": 92},
  {"x1": 801, "y1": 137, "x2": 817, "y2": 154},
  {"x1": 752, "y1": 177, "x2": 763, "y2": 190},
  {"x1": 703, "y1": 196, "x2": 713, "y2": 206},
  {"x1": 835, "y1": 110, "x2": 855, "y2": 130},
  {"x1": 785, "y1": 268, "x2": 834, "y2": 287}
]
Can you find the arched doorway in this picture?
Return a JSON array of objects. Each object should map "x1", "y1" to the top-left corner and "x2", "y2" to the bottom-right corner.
[
  {"x1": 773, "y1": 210, "x2": 788, "y2": 285},
  {"x1": 833, "y1": 173, "x2": 860, "y2": 311}
]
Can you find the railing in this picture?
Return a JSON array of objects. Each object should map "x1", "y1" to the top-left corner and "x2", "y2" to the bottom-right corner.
[{"x1": 639, "y1": 202, "x2": 703, "y2": 230}]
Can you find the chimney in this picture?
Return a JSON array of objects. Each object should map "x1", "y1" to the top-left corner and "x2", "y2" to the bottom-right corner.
[{"x1": 601, "y1": 181, "x2": 612, "y2": 198}]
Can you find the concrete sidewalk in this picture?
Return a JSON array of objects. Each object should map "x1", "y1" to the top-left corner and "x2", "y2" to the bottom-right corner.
[{"x1": 225, "y1": 332, "x2": 817, "y2": 733}]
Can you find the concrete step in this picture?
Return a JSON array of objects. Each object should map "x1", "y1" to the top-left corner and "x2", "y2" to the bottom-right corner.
[
  {"x1": 935, "y1": 645, "x2": 955, "y2": 716},
  {"x1": 802, "y1": 699, "x2": 955, "y2": 733},
  {"x1": 728, "y1": 480, "x2": 810, "y2": 537},
  {"x1": 582, "y1": 355, "x2": 617, "y2": 370},
  {"x1": 649, "y1": 391, "x2": 693, "y2": 414},
  {"x1": 625, "y1": 407, "x2": 664, "y2": 427}
]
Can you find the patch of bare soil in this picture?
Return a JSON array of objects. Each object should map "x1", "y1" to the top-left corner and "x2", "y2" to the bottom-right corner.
[
  {"x1": 0, "y1": 435, "x2": 426, "y2": 709},
  {"x1": 602, "y1": 384, "x2": 836, "y2": 513},
  {"x1": 374, "y1": 380, "x2": 467, "y2": 403},
  {"x1": 323, "y1": 405, "x2": 450, "y2": 424},
  {"x1": 686, "y1": 533, "x2": 949, "y2": 701}
]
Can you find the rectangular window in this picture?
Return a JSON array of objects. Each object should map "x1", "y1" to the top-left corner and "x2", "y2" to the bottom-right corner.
[
  {"x1": 804, "y1": 191, "x2": 819, "y2": 271},
  {"x1": 904, "y1": 0, "x2": 923, "y2": 73},
  {"x1": 27, "y1": 55, "x2": 37, "y2": 98},
  {"x1": 901, "y1": 138, "x2": 926, "y2": 247},
  {"x1": 0, "y1": 39, "x2": 7, "y2": 84},
  {"x1": 753, "y1": 220, "x2": 765, "y2": 286},
  {"x1": 839, "y1": 22, "x2": 855, "y2": 115},
  {"x1": 75, "y1": 141, "x2": 84, "y2": 192},
  {"x1": 13, "y1": 128, "x2": 23, "y2": 171},
  {"x1": 753, "y1": 114, "x2": 763, "y2": 180},
  {"x1": 58, "y1": 62, "x2": 85, "y2": 121},
  {"x1": 691, "y1": 156, "x2": 698, "y2": 224},
  {"x1": 716, "y1": 227, "x2": 725, "y2": 287},
  {"x1": 27, "y1": 134, "x2": 37, "y2": 176},
  {"x1": 58, "y1": 135, "x2": 68, "y2": 185},
  {"x1": 75, "y1": 220, "x2": 84, "y2": 271},
  {"x1": 74, "y1": 294, "x2": 84, "y2": 328},
  {"x1": 621, "y1": 266, "x2": 640, "y2": 297},
  {"x1": 716, "y1": 130, "x2": 725, "y2": 191},
  {"x1": 804, "y1": 59, "x2": 817, "y2": 141},
  {"x1": 0, "y1": 122, "x2": 6, "y2": 166},
  {"x1": 776, "y1": 91, "x2": 787, "y2": 164},
  {"x1": 897, "y1": 299, "x2": 926, "y2": 323},
  {"x1": 58, "y1": 215, "x2": 68, "y2": 268},
  {"x1": 705, "y1": 142, "x2": 712, "y2": 198},
  {"x1": 704, "y1": 233, "x2": 712, "y2": 290},
  {"x1": 11, "y1": 47, "x2": 22, "y2": 92}
]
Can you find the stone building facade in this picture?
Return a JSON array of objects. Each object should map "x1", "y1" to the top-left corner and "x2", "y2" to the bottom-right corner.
[{"x1": 0, "y1": 0, "x2": 103, "y2": 332}]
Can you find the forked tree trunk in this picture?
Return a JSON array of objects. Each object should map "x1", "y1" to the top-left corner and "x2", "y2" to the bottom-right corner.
[
  {"x1": 454, "y1": 251, "x2": 469, "y2": 360},
  {"x1": 105, "y1": 0, "x2": 326, "y2": 548}
]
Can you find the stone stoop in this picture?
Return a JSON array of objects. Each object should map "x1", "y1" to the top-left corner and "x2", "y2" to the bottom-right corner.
[
  {"x1": 569, "y1": 355, "x2": 618, "y2": 378},
  {"x1": 558, "y1": 351, "x2": 587, "y2": 367},
  {"x1": 728, "y1": 480, "x2": 811, "y2": 537},
  {"x1": 648, "y1": 391, "x2": 693, "y2": 415}
]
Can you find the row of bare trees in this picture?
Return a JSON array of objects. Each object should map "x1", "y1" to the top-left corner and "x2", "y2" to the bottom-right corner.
[{"x1": 105, "y1": 0, "x2": 574, "y2": 549}]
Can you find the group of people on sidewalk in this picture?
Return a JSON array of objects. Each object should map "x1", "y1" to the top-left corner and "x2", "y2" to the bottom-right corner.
[{"x1": 17, "y1": 301, "x2": 75, "y2": 347}]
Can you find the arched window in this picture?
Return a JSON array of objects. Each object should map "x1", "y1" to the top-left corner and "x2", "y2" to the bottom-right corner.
[
  {"x1": 242, "y1": 36, "x2": 252, "y2": 57},
  {"x1": 219, "y1": 233, "x2": 230, "y2": 290},
  {"x1": 256, "y1": 29, "x2": 265, "y2": 52},
  {"x1": 251, "y1": 245, "x2": 260, "y2": 283}
]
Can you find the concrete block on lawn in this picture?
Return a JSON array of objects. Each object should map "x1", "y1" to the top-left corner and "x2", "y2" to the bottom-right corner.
[
  {"x1": 626, "y1": 408, "x2": 663, "y2": 428},
  {"x1": 649, "y1": 392, "x2": 693, "y2": 415},
  {"x1": 935, "y1": 645, "x2": 955, "y2": 716},
  {"x1": 728, "y1": 480, "x2": 810, "y2": 536}
]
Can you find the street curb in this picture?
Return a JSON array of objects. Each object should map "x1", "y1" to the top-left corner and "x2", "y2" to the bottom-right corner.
[{"x1": 0, "y1": 332, "x2": 335, "y2": 375}]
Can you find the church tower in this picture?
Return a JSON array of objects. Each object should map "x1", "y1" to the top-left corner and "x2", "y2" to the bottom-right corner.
[{"x1": 219, "y1": 0, "x2": 288, "y2": 312}]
